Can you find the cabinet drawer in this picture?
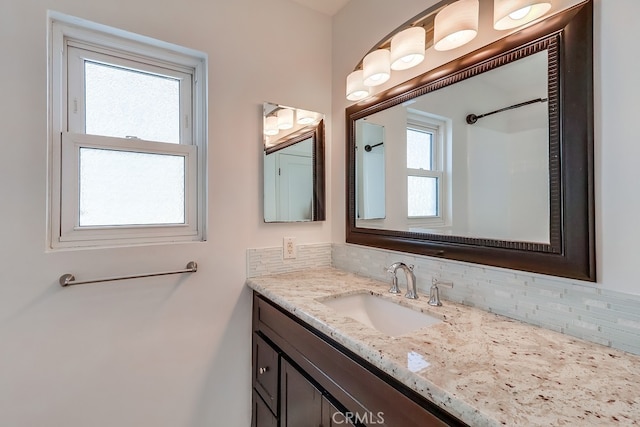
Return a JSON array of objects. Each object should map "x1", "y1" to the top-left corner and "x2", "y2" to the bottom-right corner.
[{"x1": 253, "y1": 332, "x2": 279, "y2": 415}]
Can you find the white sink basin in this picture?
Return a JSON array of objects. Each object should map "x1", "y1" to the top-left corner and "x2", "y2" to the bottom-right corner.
[{"x1": 320, "y1": 292, "x2": 441, "y2": 337}]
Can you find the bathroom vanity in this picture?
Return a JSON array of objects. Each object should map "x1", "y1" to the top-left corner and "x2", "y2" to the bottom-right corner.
[
  {"x1": 247, "y1": 268, "x2": 640, "y2": 426},
  {"x1": 251, "y1": 291, "x2": 465, "y2": 426}
]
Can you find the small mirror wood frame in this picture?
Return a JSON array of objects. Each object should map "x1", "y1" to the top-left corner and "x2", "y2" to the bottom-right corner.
[{"x1": 346, "y1": 0, "x2": 594, "y2": 281}]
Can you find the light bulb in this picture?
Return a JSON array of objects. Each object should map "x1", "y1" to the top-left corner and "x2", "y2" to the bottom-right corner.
[
  {"x1": 434, "y1": 0, "x2": 479, "y2": 51},
  {"x1": 390, "y1": 26, "x2": 426, "y2": 71},
  {"x1": 346, "y1": 70, "x2": 370, "y2": 101},
  {"x1": 494, "y1": 1, "x2": 552, "y2": 30},
  {"x1": 363, "y1": 49, "x2": 391, "y2": 87},
  {"x1": 277, "y1": 108, "x2": 294, "y2": 130},
  {"x1": 264, "y1": 116, "x2": 279, "y2": 136},
  {"x1": 297, "y1": 109, "x2": 316, "y2": 125},
  {"x1": 509, "y1": 6, "x2": 532, "y2": 20}
]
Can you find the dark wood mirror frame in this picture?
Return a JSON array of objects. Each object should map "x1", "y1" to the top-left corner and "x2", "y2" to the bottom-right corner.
[{"x1": 346, "y1": 1, "x2": 594, "y2": 281}]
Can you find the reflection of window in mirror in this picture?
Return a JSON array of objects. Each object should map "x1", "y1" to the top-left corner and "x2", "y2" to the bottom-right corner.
[
  {"x1": 406, "y1": 112, "x2": 449, "y2": 231},
  {"x1": 407, "y1": 126, "x2": 437, "y2": 216}
]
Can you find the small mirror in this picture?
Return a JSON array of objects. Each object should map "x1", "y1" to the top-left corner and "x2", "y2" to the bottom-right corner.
[{"x1": 263, "y1": 102, "x2": 325, "y2": 222}]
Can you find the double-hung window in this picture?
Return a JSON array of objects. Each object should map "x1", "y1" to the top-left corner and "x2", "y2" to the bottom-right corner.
[
  {"x1": 406, "y1": 112, "x2": 447, "y2": 227},
  {"x1": 48, "y1": 12, "x2": 207, "y2": 249}
]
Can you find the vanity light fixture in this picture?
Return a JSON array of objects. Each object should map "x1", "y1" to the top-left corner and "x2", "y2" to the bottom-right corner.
[
  {"x1": 277, "y1": 108, "x2": 294, "y2": 130},
  {"x1": 346, "y1": 70, "x2": 371, "y2": 101},
  {"x1": 434, "y1": 0, "x2": 479, "y2": 51},
  {"x1": 264, "y1": 115, "x2": 279, "y2": 136},
  {"x1": 345, "y1": 0, "x2": 555, "y2": 101},
  {"x1": 494, "y1": 0, "x2": 552, "y2": 30},
  {"x1": 363, "y1": 49, "x2": 391, "y2": 87},
  {"x1": 390, "y1": 26, "x2": 426, "y2": 70}
]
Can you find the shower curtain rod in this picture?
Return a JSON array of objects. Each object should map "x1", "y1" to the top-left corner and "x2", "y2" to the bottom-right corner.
[
  {"x1": 466, "y1": 97, "x2": 548, "y2": 124},
  {"x1": 364, "y1": 142, "x2": 384, "y2": 152}
]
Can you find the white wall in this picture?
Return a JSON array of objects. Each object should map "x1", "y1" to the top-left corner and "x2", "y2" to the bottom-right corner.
[
  {"x1": 332, "y1": 0, "x2": 640, "y2": 296},
  {"x1": 0, "y1": 0, "x2": 331, "y2": 425}
]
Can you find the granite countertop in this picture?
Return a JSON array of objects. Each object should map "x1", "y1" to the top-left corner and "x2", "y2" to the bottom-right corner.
[{"x1": 246, "y1": 267, "x2": 640, "y2": 426}]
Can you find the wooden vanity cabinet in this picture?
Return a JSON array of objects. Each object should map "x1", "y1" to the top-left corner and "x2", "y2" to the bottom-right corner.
[
  {"x1": 253, "y1": 332, "x2": 354, "y2": 427},
  {"x1": 251, "y1": 292, "x2": 468, "y2": 427},
  {"x1": 281, "y1": 359, "x2": 355, "y2": 427}
]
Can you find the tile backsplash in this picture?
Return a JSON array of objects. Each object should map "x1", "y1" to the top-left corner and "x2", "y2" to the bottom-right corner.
[
  {"x1": 246, "y1": 242, "x2": 640, "y2": 355},
  {"x1": 246, "y1": 243, "x2": 332, "y2": 278},
  {"x1": 333, "y1": 244, "x2": 640, "y2": 355}
]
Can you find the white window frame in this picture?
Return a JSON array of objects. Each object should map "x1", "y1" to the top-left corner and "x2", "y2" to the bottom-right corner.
[
  {"x1": 406, "y1": 110, "x2": 449, "y2": 228},
  {"x1": 66, "y1": 43, "x2": 193, "y2": 144},
  {"x1": 47, "y1": 11, "x2": 208, "y2": 249}
]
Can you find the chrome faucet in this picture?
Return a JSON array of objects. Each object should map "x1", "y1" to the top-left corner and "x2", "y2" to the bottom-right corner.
[
  {"x1": 428, "y1": 278, "x2": 453, "y2": 306},
  {"x1": 386, "y1": 262, "x2": 418, "y2": 299}
]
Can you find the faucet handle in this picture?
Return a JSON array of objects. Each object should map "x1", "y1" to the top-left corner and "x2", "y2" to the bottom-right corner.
[
  {"x1": 432, "y1": 277, "x2": 453, "y2": 288},
  {"x1": 385, "y1": 262, "x2": 401, "y2": 294},
  {"x1": 429, "y1": 279, "x2": 453, "y2": 306}
]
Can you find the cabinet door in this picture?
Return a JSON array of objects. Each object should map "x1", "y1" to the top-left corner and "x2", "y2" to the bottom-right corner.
[
  {"x1": 252, "y1": 390, "x2": 278, "y2": 427},
  {"x1": 253, "y1": 333, "x2": 279, "y2": 415},
  {"x1": 281, "y1": 360, "x2": 322, "y2": 427}
]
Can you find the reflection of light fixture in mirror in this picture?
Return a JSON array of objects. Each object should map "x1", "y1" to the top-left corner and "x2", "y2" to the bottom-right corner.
[
  {"x1": 277, "y1": 108, "x2": 294, "y2": 130},
  {"x1": 494, "y1": 0, "x2": 552, "y2": 30},
  {"x1": 434, "y1": 0, "x2": 479, "y2": 51},
  {"x1": 390, "y1": 26, "x2": 426, "y2": 71},
  {"x1": 346, "y1": 70, "x2": 371, "y2": 101},
  {"x1": 363, "y1": 49, "x2": 391, "y2": 87},
  {"x1": 264, "y1": 115, "x2": 279, "y2": 136},
  {"x1": 297, "y1": 109, "x2": 316, "y2": 125}
]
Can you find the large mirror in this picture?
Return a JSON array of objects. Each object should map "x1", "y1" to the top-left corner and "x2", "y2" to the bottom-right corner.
[
  {"x1": 346, "y1": 1, "x2": 595, "y2": 280},
  {"x1": 264, "y1": 102, "x2": 325, "y2": 222}
]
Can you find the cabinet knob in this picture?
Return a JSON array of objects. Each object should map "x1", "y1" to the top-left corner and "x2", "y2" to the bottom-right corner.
[{"x1": 259, "y1": 366, "x2": 269, "y2": 375}]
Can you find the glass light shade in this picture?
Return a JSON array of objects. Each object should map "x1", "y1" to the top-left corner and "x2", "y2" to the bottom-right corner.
[
  {"x1": 264, "y1": 116, "x2": 279, "y2": 135},
  {"x1": 434, "y1": 0, "x2": 479, "y2": 51},
  {"x1": 296, "y1": 109, "x2": 316, "y2": 125},
  {"x1": 390, "y1": 27, "x2": 426, "y2": 71},
  {"x1": 277, "y1": 108, "x2": 294, "y2": 130},
  {"x1": 363, "y1": 49, "x2": 391, "y2": 87},
  {"x1": 494, "y1": 0, "x2": 552, "y2": 30},
  {"x1": 346, "y1": 70, "x2": 371, "y2": 101}
]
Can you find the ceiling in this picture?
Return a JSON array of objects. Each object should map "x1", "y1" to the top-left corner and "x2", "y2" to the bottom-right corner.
[{"x1": 289, "y1": 0, "x2": 351, "y2": 16}]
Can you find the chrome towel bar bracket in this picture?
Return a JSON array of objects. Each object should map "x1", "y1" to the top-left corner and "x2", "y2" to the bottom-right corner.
[{"x1": 59, "y1": 261, "x2": 198, "y2": 287}]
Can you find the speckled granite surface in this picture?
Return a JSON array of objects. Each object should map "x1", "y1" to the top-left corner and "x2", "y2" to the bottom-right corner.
[{"x1": 246, "y1": 268, "x2": 640, "y2": 426}]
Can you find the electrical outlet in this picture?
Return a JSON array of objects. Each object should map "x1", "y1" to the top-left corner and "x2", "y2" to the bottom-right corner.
[{"x1": 283, "y1": 237, "x2": 297, "y2": 259}]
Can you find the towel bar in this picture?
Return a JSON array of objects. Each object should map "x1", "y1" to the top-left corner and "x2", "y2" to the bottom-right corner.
[{"x1": 59, "y1": 261, "x2": 197, "y2": 287}]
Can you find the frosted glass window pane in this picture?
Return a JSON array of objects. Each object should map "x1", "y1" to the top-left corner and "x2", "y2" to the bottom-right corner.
[
  {"x1": 408, "y1": 176, "x2": 438, "y2": 217},
  {"x1": 407, "y1": 128, "x2": 433, "y2": 170},
  {"x1": 79, "y1": 148, "x2": 185, "y2": 226},
  {"x1": 85, "y1": 62, "x2": 180, "y2": 143}
]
